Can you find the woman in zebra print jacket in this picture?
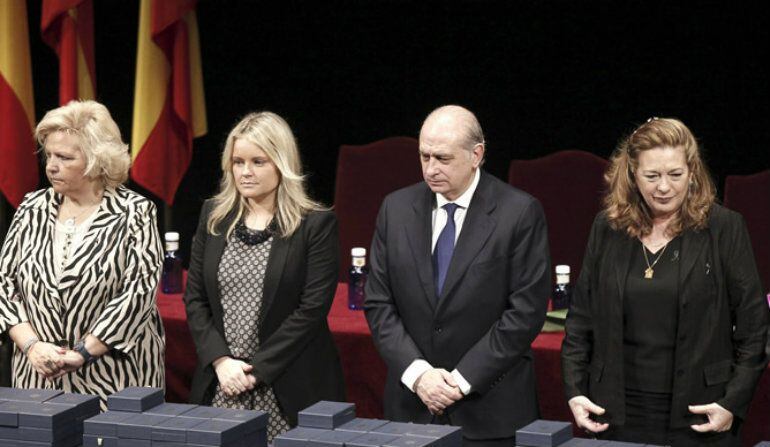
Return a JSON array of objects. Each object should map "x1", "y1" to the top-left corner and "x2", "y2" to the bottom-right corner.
[{"x1": 0, "y1": 100, "x2": 165, "y2": 407}]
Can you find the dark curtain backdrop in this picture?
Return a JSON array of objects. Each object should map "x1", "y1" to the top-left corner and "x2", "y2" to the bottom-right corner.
[{"x1": 6, "y1": 0, "x2": 769, "y2": 266}]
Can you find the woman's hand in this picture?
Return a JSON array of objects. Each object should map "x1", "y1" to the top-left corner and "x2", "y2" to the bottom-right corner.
[
  {"x1": 568, "y1": 395, "x2": 610, "y2": 433},
  {"x1": 27, "y1": 342, "x2": 66, "y2": 379},
  {"x1": 213, "y1": 356, "x2": 258, "y2": 397},
  {"x1": 689, "y1": 403, "x2": 733, "y2": 432}
]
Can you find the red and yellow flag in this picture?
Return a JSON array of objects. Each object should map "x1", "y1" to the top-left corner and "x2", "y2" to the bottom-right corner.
[
  {"x1": 0, "y1": 0, "x2": 38, "y2": 208},
  {"x1": 131, "y1": 0, "x2": 207, "y2": 205},
  {"x1": 41, "y1": 0, "x2": 96, "y2": 104}
]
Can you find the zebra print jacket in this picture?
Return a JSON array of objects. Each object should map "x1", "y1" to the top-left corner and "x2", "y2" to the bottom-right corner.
[{"x1": 0, "y1": 186, "x2": 165, "y2": 407}]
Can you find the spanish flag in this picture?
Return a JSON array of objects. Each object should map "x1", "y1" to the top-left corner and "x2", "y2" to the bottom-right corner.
[
  {"x1": 41, "y1": 0, "x2": 96, "y2": 104},
  {"x1": 131, "y1": 0, "x2": 207, "y2": 205},
  {"x1": 0, "y1": 0, "x2": 38, "y2": 208}
]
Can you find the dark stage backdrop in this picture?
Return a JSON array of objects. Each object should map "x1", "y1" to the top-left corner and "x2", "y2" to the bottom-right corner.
[{"x1": 3, "y1": 0, "x2": 768, "y2": 266}]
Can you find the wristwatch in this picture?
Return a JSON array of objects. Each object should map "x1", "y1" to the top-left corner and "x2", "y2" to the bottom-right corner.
[{"x1": 73, "y1": 340, "x2": 95, "y2": 365}]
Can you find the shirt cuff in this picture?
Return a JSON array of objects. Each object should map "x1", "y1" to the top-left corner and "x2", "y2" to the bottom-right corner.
[
  {"x1": 401, "y1": 359, "x2": 433, "y2": 392},
  {"x1": 451, "y1": 368, "x2": 472, "y2": 395}
]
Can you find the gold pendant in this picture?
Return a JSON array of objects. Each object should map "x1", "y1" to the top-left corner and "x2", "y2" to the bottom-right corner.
[{"x1": 644, "y1": 267, "x2": 654, "y2": 279}]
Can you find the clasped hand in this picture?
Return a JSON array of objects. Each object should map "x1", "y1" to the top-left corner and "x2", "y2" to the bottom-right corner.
[
  {"x1": 414, "y1": 368, "x2": 463, "y2": 415},
  {"x1": 213, "y1": 357, "x2": 258, "y2": 397},
  {"x1": 27, "y1": 342, "x2": 86, "y2": 379}
]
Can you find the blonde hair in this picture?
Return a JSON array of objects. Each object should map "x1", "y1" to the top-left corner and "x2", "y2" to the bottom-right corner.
[
  {"x1": 35, "y1": 100, "x2": 131, "y2": 188},
  {"x1": 603, "y1": 117, "x2": 716, "y2": 237},
  {"x1": 207, "y1": 112, "x2": 324, "y2": 238}
]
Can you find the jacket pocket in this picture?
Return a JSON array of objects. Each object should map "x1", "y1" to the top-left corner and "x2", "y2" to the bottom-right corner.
[
  {"x1": 703, "y1": 359, "x2": 732, "y2": 386},
  {"x1": 590, "y1": 361, "x2": 604, "y2": 383}
]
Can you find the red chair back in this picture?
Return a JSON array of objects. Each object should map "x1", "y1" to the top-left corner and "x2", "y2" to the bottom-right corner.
[
  {"x1": 334, "y1": 137, "x2": 422, "y2": 281},
  {"x1": 508, "y1": 150, "x2": 608, "y2": 282},
  {"x1": 724, "y1": 170, "x2": 770, "y2": 292}
]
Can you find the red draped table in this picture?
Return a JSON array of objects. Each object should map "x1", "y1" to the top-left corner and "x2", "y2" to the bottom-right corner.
[{"x1": 157, "y1": 283, "x2": 770, "y2": 445}]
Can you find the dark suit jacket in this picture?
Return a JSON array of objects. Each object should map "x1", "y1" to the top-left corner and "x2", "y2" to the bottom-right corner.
[
  {"x1": 184, "y1": 200, "x2": 345, "y2": 425},
  {"x1": 364, "y1": 171, "x2": 551, "y2": 439},
  {"x1": 562, "y1": 205, "x2": 769, "y2": 428}
]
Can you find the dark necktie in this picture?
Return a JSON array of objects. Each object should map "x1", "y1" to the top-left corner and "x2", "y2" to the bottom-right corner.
[{"x1": 433, "y1": 203, "x2": 459, "y2": 297}]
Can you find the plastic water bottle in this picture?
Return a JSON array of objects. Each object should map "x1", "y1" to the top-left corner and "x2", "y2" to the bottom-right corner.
[
  {"x1": 348, "y1": 247, "x2": 368, "y2": 310},
  {"x1": 552, "y1": 264, "x2": 571, "y2": 310},
  {"x1": 161, "y1": 232, "x2": 183, "y2": 294}
]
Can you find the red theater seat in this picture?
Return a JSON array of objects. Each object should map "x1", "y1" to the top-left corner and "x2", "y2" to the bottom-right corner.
[
  {"x1": 508, "y1": 150, "x2": 608, "y2": 281},
  {"x1": 334, "y1": 137, "x2": 422, "y2": 281},
  {"x1": 724, "y1": 169, "x2": 770, "y2": 291}
]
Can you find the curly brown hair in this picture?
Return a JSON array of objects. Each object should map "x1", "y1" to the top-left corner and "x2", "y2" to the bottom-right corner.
[{"x1": 603, "y1": 117, "x2": 716, "y2": 237}]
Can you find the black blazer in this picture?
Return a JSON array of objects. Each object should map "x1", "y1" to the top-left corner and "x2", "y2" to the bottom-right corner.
[
  {"x1": 562, "y1": 205, "x2": 769, "y2": 428},
  {"x1": 364, "y1": 171, "x2": 551, "y2": 439},
  {"x1": 183, "y1": 200, "x2": 345, "y2": 425}
]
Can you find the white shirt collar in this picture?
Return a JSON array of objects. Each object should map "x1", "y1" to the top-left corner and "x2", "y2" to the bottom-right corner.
[{"x1": 435, "y1": 168, "x2": 481, "y2": 210}]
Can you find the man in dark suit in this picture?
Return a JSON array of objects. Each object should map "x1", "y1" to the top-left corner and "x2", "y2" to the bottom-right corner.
[{"x1": 364, "y1": 105, "x2": 551, "y2": 446}]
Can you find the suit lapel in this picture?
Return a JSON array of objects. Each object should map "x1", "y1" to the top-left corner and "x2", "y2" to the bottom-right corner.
[
  {"x1": 260, "y1": 232, "x2": 292, "y2": 321},
  {"x1": 437, "y1": 180, "x2": 496, "y2": 306},
  {"x1": 204, "y1": 211, "x2": 234, "y2": 305},
  {"x1": 405, "y1": 188, "x2": 436, "y2": 310},
  {"x1": 678, "y1": 228, "x2": 708, "y2": 307},
  {"x1": 613, "y1": 232, "x2": 635, "y2": 303}
]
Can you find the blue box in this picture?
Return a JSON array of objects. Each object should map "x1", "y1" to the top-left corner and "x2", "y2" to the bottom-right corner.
[
  {"x1": 297, "y1": 401, "x2": 356, "y2": 429},
  {"x1": 116, "y1": 438, "x2": 151, "y2": 447},
  {"x1": 83, "y1": 411, "x2": 137, "y2": 436},
  {"x1": 308, "y1": 429, "x2": 363, "y2": 447},
  {"x1": 15, "y1": 402, "x2": 79, "y2": 430},
  {"x1": 560, "y1": 439, "x2": 608, "y2": 446},
  {"x1": 274, "y1": 427, "x2": 330, "y2": 447},
  {"x1": 347, "y1": 432, "x2": 402, "y2": 447},
  {"x1": 407, "y1": 424, "x2": 462, "y2": 447},
  {"x1": 0, "y1": 388, "x2": 63, "y2": 403},
  {"x1": 143, "y1": 402, "x2": 198, "y2": 417},
  {"x1": 0, "y1": 400, "x2": 22, "y2": 426},
  {"x1": 384, "y1": 435, "x2": 438, "y2": 447},
  {"x1": 186, "y1": 418, "x2": 244, "y2": 445},
  {"x1": 177, "y1": 405, "x2": 231, "y2": 420},
  {"x1": 211, "y1": 408, "x2": 268, "y2": 433},
  {"x1": 335, "y1": 418, "x2": 390, "y2": 433},
  {"x1": 371, "y1": 422, "x2": 418, "y2": 435},
  {"x1": 106, "y1": 387, "x2": 164, "y2": 413},
  {"x1": 151, "y1": 416, "x2": 207, "y2": 442},
  {"x1": 83, "y1": 434, "x2": 118, "y2": 447},
  {"x1": 45, "y1": 393, "x2": 100, "y2": 420},
  {"x1": 18, "y1": 425, "x2": 76, "y2": 442},
  {"x1": 516, "y1": 420, "x2": 573, "y2": 447},
  {"x1": 117, "y1": 413, "x2": 173, "y2": 440},
  {"x1": 0, "y1": 425, "x2": 20, "y2": 438}
]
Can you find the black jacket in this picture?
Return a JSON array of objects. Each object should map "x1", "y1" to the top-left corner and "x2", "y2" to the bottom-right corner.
[
  {"x1": 184, "y1": 200, "x2": 345, "y2": 424},
  {"x1": 562, "y1": 204, "x2": 769, "y2": 427}
]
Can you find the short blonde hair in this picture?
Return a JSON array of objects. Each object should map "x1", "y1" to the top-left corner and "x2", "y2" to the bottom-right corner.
[
  {"x1": 35, "y1": 100, "x2": 131, "y2": 188},
  {"x1": 208, "y1": 111, "x2": 324, "y2": 238},
  {"x1": 603, "y1": 117, "x2": 716, "y2": 237}
]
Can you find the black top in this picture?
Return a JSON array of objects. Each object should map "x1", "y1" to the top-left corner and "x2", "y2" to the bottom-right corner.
[{"x1": 623, "y1": 237, "x2": 682, "y2": 393}]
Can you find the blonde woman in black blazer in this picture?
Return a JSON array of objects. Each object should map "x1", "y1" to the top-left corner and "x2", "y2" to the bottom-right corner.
[
  {"x1": 184, "y1": 112, "x2": 344, "y2": 441},
  {"x1": 562, "y1": 118, "x2": 768, "y2": 446}
]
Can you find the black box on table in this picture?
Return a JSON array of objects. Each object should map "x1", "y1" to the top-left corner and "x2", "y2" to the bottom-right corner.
[
  {"x1": 297, "y1": 401, "x2": 356, "y2": 429},
  {"x1": 335, "y1": 418, "x2": 389, "y2": 433},
  {"x1": 515, "y1": 420, "x2": 573, "y2": 447},
  {"x1": 106, "y1": 387, "x2": 164, "y2": 413},
  {"x1": 274, "y1": 426, "x2": 330, "y2": 447}
]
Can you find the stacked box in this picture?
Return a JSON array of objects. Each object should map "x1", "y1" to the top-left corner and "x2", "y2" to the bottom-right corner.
[
  {"x1": 106, "y1": 387, "x2": 165, "y2": 413},
  {"x1": 84, "y1": 393, "x2": 268, "y2": 447},
  {"x1": 516, "y1": 420, "x2": 573, "y2": 447},
  {"x1": 560, "y1": 439, "x2": 608, "y2": 446},
  {"x1": 280, "y1": 401, "x2": 463, "y2": 447},
  {"x1": 0, "y1": 387, "x2": 100, "y2": 447}
]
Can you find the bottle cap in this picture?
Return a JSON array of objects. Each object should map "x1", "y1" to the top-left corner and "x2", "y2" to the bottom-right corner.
[
  {"x1": 165, "y1": 232, "x2": 180, "y2": 242},
  {"x1": 555, "y1": 265, "x2": 570, "y2": 274},
  {"x1": 351, "y1": 247, "x2": 366, "y2": 257}
]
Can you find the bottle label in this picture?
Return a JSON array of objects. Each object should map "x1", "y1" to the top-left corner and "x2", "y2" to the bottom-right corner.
[
  {"x1": 556, "y1": 273, "x2": 570, "y2": 285},
  {"x1": 352, "y1": 257, "x2": 366, "y2": 267},
  {"x1": 166, "y1": 241, "x2": 179, "y2": 251}
]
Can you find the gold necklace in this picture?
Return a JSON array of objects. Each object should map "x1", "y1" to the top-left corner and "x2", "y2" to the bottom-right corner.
[{"x1": 641, "y1": 241, "x2": 669, "y2": 279}]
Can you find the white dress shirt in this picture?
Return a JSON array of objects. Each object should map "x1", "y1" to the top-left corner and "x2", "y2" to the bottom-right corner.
[{"x1": 401, "y1": 168, "x2": 481, "y2": 396}]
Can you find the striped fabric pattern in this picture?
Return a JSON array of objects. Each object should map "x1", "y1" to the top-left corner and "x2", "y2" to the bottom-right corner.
[{"x1": 0, "y1": 186, "x2": 165, "y2": 408}]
